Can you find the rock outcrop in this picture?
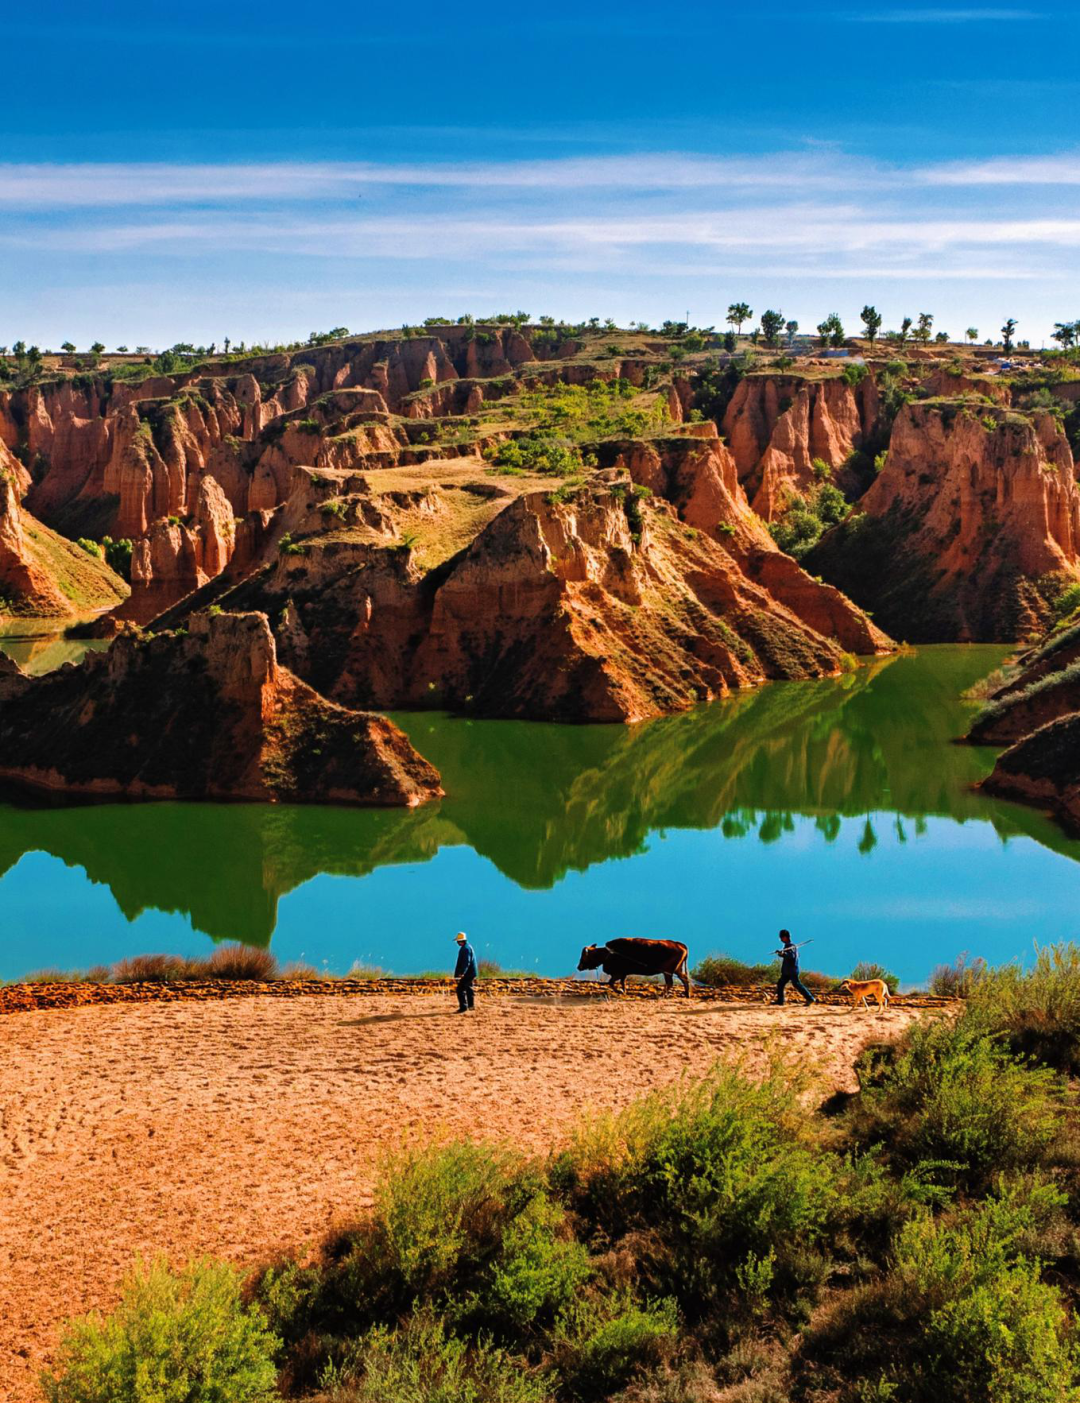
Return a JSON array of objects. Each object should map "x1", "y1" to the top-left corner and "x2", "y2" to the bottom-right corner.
[
  {"x1": 0, "y1": 467, "x2": 128, "y2": 617},
  {"x1": 808, "y1": 402, "x2": 1080, "y2": 642},
  {"x1": 967, "y1": 624, "x2": 1080, "y2": 745},
  {"x1": 168, "y1": 466, "x2": 890, "y2": 723},
  {"x1": 981, "y1": 715, "x2": 1080, "y2": 835},
  {"x1": 721, "y1": 373, "x2": 880, "y2": 518},
  {"x1": 0, "y1": 610, "x2": 442, "y2": 805}
]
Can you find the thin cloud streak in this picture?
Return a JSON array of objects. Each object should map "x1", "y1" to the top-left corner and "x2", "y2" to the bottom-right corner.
[{"x1": 3, "y1": 149, "x2": 1080, "y2": 211}]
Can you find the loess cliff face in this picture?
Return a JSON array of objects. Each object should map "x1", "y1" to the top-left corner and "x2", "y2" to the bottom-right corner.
[
  {"x1": 720, "y1": 373, "x2": 881, "y2": 519},
  {"x1": 807, "y1": 402, "x2": 1080, "y2": 642},
  {"x1": 0, "y1": 610, "x2": 442, "y2": 805},
  {"x1": 158, "y1": 434, "x2": 889, "y2": 723},
  {"x1": 0, "y1": 465, "x2": 128, "y2": 618}
]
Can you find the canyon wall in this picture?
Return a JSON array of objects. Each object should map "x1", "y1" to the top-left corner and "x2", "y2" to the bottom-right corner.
[{"x1": 807, "y1": 402, "x2": 1080, "y2": 642}]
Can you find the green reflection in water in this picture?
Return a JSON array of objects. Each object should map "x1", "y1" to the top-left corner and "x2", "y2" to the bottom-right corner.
[{"x1": 1, "y1": 644, "x2": 1076, "y2": 952}]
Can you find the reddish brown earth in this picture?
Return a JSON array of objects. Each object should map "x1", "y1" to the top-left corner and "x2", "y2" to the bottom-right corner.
[
  {"x1": 721, "y1": 371, "x2": 880, "y2": 518},
  {"x1": 159, "y1": 452, "x2": 890, "y2": 721},
  {"x1": 0, "y1": 609, "x2": 441, "y2": 804},
  {"x1": 807, "y1": 401, "x2": 1080, "y2": 641}
]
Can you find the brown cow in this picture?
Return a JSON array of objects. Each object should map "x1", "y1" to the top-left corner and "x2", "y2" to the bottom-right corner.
[{"x1": 578, "y1": 937, "x2": 691, "y2": 997}]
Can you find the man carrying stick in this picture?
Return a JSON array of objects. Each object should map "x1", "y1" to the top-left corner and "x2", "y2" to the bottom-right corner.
[{"x1": 774, "y1": 929, "x2": 816, "y2": 1006}]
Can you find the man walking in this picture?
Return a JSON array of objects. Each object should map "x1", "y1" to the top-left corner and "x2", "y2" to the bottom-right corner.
[
  {"x1": 454, "y1": 930, "x2": 477, "y2": 1013},
  {"x1": 775, "y1": 929, "x2": 816, "y2": 1006}
]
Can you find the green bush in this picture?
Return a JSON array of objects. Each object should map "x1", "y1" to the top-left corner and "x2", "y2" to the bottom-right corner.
[
  {"x1": 551, "y1": 1292, "x2": 678, "y2": 1400},
  {"x1": 930, "y1": 952, "x2": 987, "y2": 999},
  {"x1": 76, "y1": 537, "x2": 102, "y2": 559},
  {"x1": 691, "y1": 953, "x2": 778, "y2": 987},
  {"x1": 802, "y1": 1182, "x2": 1076, "y2": 1403},
  {"x1": 846, "y1": 1019, "x2": 1063, "y2": 1192},
  {"x1": 553, "y1": 1066, "x2": 838, "y2": 1330},
  {"x1": 325, "y1": 1307, "x2": 548, "y2": 1403},
  {"x1": 41, "y1": 1257, "x2": 279, "y2": 1403},
  {"x1": 965, "y1": 942, "x2": 1080, "y2": 1073},
  {"x1": 479, "y1": 1192, "x2": 590, "y2": 1332},
  {"x1": 331, "y1": 1142, "x2": 541, "y2": 1326}
]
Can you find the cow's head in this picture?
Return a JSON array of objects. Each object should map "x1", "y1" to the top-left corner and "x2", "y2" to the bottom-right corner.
[
  {"x1": 577, "y1": 944, "x2": 609, "y2": 972},
  {"x1": 838, "y1": 979, "x2": 852, "y2": 993}
]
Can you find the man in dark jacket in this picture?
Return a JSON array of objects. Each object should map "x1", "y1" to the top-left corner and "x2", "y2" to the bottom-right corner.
[
  {"x1": 775, "y1": 929, "x2": 816, "y2": 1006},
  {"x1": 454, "y1": 931, "x2": 477, "y2": 1013}
]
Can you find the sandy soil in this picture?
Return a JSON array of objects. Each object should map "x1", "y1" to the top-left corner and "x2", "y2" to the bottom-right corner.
[{"x1": 0, "y1": 992, "x2": 926, "y2": 1400}]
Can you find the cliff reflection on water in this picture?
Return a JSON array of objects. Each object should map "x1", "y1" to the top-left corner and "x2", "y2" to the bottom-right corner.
[{"x1": 3, "y1": 645, "x2": 1079, "y2": 967}]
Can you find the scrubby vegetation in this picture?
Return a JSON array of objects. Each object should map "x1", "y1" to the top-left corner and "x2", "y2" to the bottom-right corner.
[{"x1": 44, "y1": 947, "x2": 1080, "y2": 1402}]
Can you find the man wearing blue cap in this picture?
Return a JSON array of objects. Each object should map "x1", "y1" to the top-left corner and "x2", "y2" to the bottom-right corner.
[{"x1": 454, "y1": 931, "x2": 477, "y2": 1013}]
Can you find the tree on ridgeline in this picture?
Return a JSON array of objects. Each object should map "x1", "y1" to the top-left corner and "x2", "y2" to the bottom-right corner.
[
  {"x1": 900, "y1": 316, "x2": 913, "y2": 345},
  {"x1": 860, "y1": 305, "x2": 883, "y2": 346},
  {"x1": 760, "y1": 309, "x2": 785, "y2": 348},
  {"x1": 60, "y1": 341, "x2": 75, "y2": 355},
  {"x1": 1001, "y1": 318, "x2": 1018, "y2": 353},
  {"x1": 785, "y1": 319, "x2": 799, "y2": 345},
  {"x1": 816, "y1": 313, "x2": 845, "y2": 348},
  {"x1": 1052, "y1": 321, "x2": 1078, "y2": 350},
  {"x1": 90, "y1": 342, "x2": 105, "y2": 355},
  {"x1": 966, "y1": 327, "x2": 979, "y2": 343},
  {"x1": 915, "y1": 312, "x2": 934, "y2": 343},
  {"x1": 726, "y1": 302, "x2": 752, "y2": 338}
]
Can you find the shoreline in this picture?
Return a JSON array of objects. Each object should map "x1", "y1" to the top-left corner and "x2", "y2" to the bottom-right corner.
[{"x1": 0, "y1": 975, "x2": 957, "y2": 1018}]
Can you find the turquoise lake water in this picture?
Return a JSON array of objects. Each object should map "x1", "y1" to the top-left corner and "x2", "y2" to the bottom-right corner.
[{"x1": 1, "y1": 642, "x2": 1078, "y2": 985}]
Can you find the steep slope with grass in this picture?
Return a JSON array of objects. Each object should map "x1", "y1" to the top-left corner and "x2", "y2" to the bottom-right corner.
[
  {"x1": 0, "y1": 609, "x2": 441, "y2": 804},
  {"x1": 0, "y1": 466, "x2": 127, "y2": 618}
]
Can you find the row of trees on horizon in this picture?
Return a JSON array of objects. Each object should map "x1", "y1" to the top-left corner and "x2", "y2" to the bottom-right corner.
[{"x1": 2, "y1": 311, "x2": 1078, "y2": 378}]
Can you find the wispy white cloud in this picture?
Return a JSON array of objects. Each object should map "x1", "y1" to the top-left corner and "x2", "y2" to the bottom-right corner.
[{"x1": 2, "y1": 148, "x2": 1078, "y2": 212}]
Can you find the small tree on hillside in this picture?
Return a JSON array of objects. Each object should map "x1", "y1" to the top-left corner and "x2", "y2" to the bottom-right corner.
[
  {"x1": 60, "y1": 341, "x2": 75, "y2": 355},
  {"x1": 899, "y1": 316, "x2": 913, "y2": 345},
  {"x1": 966, "y1": 327, "x2": 979, "y2": 343},
  {"x1": 760, "y1": 309, "x2": 785, "y2": 348},
  {"x1": 860, "y1": 305, "x2": 883, "y2": 346},
  {"x1": 785, "y1": 319, "x2": 799, "y2": 345},
  {"x1": 90, "y1": 341, "x2": 105, "y2": 355},
  {"x1": 816, "y1": 313, "x2": 845, "y2": 348},
  {"x1": 1051, "y1": 321, "x2": 1077, "y2": 350},
  {"x1": 1001, "y1": 318, "x2": 1017, "y2": 353},
  {"x1": 915, "y1": 312, "x2": 934, "y2": 344},
  {"x1": 726, "y1": 303, "x2": 752, "y2": 338}
]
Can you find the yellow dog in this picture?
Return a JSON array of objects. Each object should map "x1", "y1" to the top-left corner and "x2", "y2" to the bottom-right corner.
[{"x1": 838, "y1": 977, "x2": 891, "y2": 1014}]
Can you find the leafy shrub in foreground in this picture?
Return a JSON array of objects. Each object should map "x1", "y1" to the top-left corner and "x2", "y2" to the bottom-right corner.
[
  {"x1": 322, "y1": 1306, "x2": 549, "y2": 1403},
  {"x1": 965, "y1": 942, "x2": 1080, "y2": 1073},
  {"x1": 552, "y1": 1066, "x2": 838, "y2": 1332},
  {"x1": 41, "y1": 1257, "x2": 279, "y2": 1403},
  {"x1": 551, "y1": 1292, "x2": 678, "y2": 1401},
  {"x1": 801, "y1": 1180, "x2": 1076, "y2": 1403},
  {"x1": 846, "y1": 1019, "x2": 1063, "y2": 1193}
]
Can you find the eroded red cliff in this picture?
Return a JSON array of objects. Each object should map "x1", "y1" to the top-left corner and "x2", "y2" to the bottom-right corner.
[{"x1": 0, "y1": 610, "x2": 442, "y2": 805}]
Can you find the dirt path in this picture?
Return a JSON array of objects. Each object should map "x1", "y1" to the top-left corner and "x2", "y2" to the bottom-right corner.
[{"x1": 0, "y1": 992, "x2": 925, "y2": 1400}]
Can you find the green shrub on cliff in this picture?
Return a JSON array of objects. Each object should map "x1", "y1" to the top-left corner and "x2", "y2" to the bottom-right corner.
[{"x1": 41, "y1": 1257, "x2": 279, "y2": 1403}]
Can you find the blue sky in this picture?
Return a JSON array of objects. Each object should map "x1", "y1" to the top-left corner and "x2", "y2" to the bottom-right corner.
[{"x1": 2, "y1": 0, "x2": 1079, "y2": 347}]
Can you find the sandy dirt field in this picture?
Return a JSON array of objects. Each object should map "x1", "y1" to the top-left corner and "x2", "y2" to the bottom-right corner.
[{"x1": 0, "y1": 992, "x2": 927, "y2": 1400}]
